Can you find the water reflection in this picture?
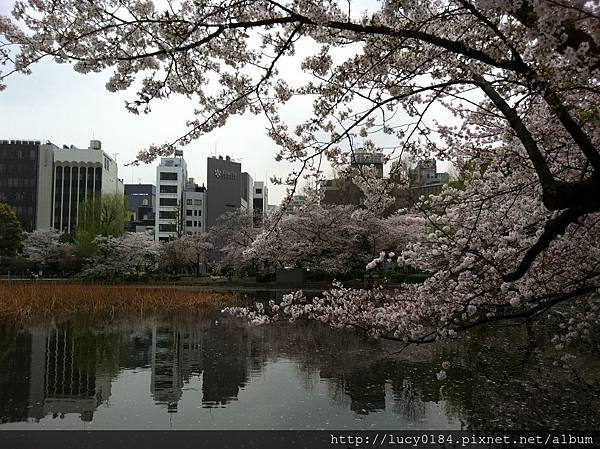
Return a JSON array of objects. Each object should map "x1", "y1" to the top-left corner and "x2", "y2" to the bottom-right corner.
[{"x1": 0, "y1": 310, "x2": 598, "y2": 430}]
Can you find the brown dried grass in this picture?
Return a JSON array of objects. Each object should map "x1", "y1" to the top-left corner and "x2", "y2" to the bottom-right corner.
[{"x1": 0, "y1": 282, "x2": 235, "y2": 320}]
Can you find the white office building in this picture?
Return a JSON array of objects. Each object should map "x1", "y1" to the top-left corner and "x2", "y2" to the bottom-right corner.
[
  {"x1": 155, "y1": 152, "x2": 187, "y2": 241},
  {"x1": 52, "y1": 140, "x2": 123, "y2": 234}
]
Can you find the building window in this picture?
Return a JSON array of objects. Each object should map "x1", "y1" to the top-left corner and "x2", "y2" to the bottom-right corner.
[
  {"x1": 186, "y1": 199, "x2": 193, "y2": 205},
  {"x1": 186, "y1": 220, "x2": 192, "y2": 227},
  {"x1": 194, "y1": 199, "x2": 202, "y2": 205},
  {"x1": 186, "y1": 209, "x2": 192, "y2": 216},
  {"x1": 160, "y1": 172, "x2": 178, "y2": 180},
  {"x1": 159, "y1": 224, "x2": 176, "y2": 232},
  {"x1": 194, "y1": 210, "x2": 197, "y2": 216},
  {"x1": 142, "y1": 198, "x2": 149, "y2": 206},
  {"x1": 159, "y1": 198, "x2": 178, "y2": 206},
  {"x1": 159, "y1": 211, "x2": 176, "y2": 219},
  {"x1": 160, "y1": 185, "x2": 178, "y2": 193},
  {"x1": 193, "y1": 221, "x2": 197, "y2": 227},
  {"x1": 255, "y1": 188, "x2": 262, "y2": 194}
]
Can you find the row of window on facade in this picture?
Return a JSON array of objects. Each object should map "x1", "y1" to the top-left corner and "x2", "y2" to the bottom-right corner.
[
  {"x1": 0, "y1": 148, "x2": 37, "y2": 160},
  {"x1": 0, "y1": 191, "x2": 35, "y2": 202},
  {"x1": 0, "y1": 163, "x2": 39, "y2": 175},
  {"x1": 158, "y1": 198, "x2": 203, "y2": 207},
  {"x1": 158, "y1": 222, "x2": 201, "y2": 230},
  {"x1": 0, "y1": 177, "x2": 37, "y2": 187},
  {"x1": 158, "y1": 210, "x2": 202, "y2": 218}
]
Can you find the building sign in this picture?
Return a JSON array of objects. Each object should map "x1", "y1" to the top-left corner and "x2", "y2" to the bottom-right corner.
[{"x1": 213, "y1": 169, "x2": 237, "y2": 180}]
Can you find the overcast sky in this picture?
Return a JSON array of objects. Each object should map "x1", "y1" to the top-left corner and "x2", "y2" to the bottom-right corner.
[{"x1": 0, "y1": 1, "x2": 451, "y2": 204}]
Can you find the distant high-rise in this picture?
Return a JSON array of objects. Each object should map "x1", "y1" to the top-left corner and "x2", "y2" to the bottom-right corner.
[
  {"x1": 351, "y1": 151, "x2": 384, "y2": 178},
  {"x1": 206, "y1": 155, "x2": 241, "y2": 228},
  {"x1": 241, "y1": 172, "x2": 254, "y2": 217},
  {"x1": 0, "y1": 139, "x2": 55, "y2": 232},
  {"x1": 155, "y1": 151, "x2": 187, "y2": 241},
  {"x1": 252, "y1": 181, "x2": 268, "y2": 226},
  {"x1": 408, "y1": 159, "x2": 449, "y2": 199},
  {"x1": 283, "y1": 195, "x2": 307, "y2": 216}
]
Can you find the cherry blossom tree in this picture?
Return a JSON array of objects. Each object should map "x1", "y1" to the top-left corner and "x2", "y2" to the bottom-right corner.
[
  {"x1": 159, "y1": 233, "x2": 212, "y2": 275},
  {"x1": 250, "y1": 203, "x2": 378, "y2": 274},
  {"x1": 208, "y1": 208, "x2": 259, "y2": 275},
  {"x1": 2, "y1": 1, "x2": 600, "y2": 344},
  {"x1": 22, "y1": 228, "x2": 61, "y2": 267},
  {"x1": 80, "y1": 232, "x2": 160, "y2": 279}
]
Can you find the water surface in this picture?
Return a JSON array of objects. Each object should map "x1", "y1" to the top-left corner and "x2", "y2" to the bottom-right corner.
[{"x1": 0, "y1": 303, "x2": 598, "y2": 430}]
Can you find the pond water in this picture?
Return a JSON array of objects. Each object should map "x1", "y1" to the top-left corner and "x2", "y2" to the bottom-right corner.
[{"x1": 0, "y1": 298, "x2": 598, "y2": 431}]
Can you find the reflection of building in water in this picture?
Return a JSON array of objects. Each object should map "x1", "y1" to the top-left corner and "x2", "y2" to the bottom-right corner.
[
  {"x1": 28, "y1": 324, "x2": 113, "y2": 422},
  {"x1": 120, "y1": 330, "x2": 153, "y2": 369},
  {"x1": 201, "y1": 321, "x2": 249, "y2": 407},
  {"x1": 150, "y1": 324, "x2": 206, "y2": 412},
  {"x1": 148, "y1": 320, "x2": 254, "y2": 411},
  {"x1": 321, "y1": 369, "x2": 387, "y2": 415},
  {"x1": 0, "y1": 324, "x2": 115, "y2": 424},
  {"x1": 151, "y1": 326, "x2": 184, "y2": 412}
]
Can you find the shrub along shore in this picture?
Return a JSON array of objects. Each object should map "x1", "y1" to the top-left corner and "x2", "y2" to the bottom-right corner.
[{"x1": 0, "y1": 283, "x2": 236, "y2": 320}]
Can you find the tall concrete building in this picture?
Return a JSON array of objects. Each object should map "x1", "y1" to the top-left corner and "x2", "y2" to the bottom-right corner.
[
  {"x1": 409, "y1": 159, "x2": 449, "y2": 199},
  {"x1": 155, "y1": 151, "x2": 187, "y2": 241},
  {"x1": 252, "y1": 181, "x2": 268, "y2": 226},
  {"x1": 183, "y1": 178, "x2": 206, "y2": 235},
  {"x1": 322, "y1": 177, "x2": 363, "y2": 207},
  {"x1": 240, "y1": 172, "x2": 254, "y2": 216},
  {"x1": 206, "y1": 155, "x2": 241, "y2": 228},
  {"x1": 0, "y1": 139, "x2": 123, "y2": 233},
  {"x1": 283, "y1": 195, "x2": 307, "y2": 216},
  {"x1": 0, "y1": 139, "x2": 55, "y2": 231},
  {"x1": 351, "y1": 151, "x2": 384, "y2": 178},
  {"x1": 322, "y1": 151, "x2": 385, "y2": 208},
  {"x1": 52, "y1": 140, "x2": 123, "y2": 234}
]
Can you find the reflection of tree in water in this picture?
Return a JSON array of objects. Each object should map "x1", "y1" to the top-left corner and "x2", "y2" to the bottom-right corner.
[
  {"x1": 437, "y1": 323, "x2": 600, "y2": 431},
  {"x1": 240, "y1": 317, "x2": 600, "y2": 429},
  {"x1": 390, "y1": 378, "x2": 426, "y2": 423}
]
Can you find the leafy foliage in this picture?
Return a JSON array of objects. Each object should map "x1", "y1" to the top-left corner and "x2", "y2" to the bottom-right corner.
[
  {"x1": 75, "y1": 193, "x2": 129, "y2": 256},
  {"x1": 0, "y1": 202, "x2": 23, "y2": 265}
]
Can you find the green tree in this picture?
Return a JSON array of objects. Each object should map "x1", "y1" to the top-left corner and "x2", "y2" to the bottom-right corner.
[
  {"x1": 0, "y1": 203, "x2": 23, "y2": 268},
  {"x1": 75, "y1": 193, "x2": 128, "y2": 257}
]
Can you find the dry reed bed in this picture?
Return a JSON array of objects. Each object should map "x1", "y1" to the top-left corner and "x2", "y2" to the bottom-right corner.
[{"x1": 0, "y1": 283, "x2": 235, "y2": 320}]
